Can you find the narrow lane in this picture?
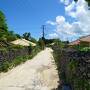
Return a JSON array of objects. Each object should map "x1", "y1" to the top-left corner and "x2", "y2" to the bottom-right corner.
[{"x1": 0, "y1": 48, "x2": 59, "y2": 90}]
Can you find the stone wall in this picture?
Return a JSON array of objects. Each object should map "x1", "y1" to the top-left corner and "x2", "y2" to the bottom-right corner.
[
  {"x1": 61, "y1": 49, "x2": 89, "y2": 78},
  {"x1": 0, "y1": 47, "x2": 31, "y2": 64},
  {"x1": 52, "y1": 46, "x2": 90, "y2": 90}
]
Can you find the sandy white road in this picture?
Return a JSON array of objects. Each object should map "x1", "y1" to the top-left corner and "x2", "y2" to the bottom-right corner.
[{"x1": 0, "y1": 48, "x2": 59, "y2": 90}]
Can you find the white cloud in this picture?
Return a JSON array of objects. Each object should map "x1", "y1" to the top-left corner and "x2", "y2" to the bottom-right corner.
[
  {"x1": 48, "y1": 33, "x2": 59, "y2": 39},
  {"x1": 47, "y1": 0, "x2": 90, "y2": 41},
  {"x1": 65, "y1": 0, "x2": 89, "y2": 18},
  {"x1": 48, "y1": 16, "x2": 77, "y2": 40},
  {"x1": 69, "y1": 0, "x2": 90, "y2": 35},
  {"x1": 56, "y1": 16, "x2": 65, "y2": 24},
  {"x1": 46, "y1": 21, "x2": 56, "y2": 25},
  {"x1": 60, "y1": 0, "x2": 70, "y2": 5},
  {"x1": 65, "y1": 1, "x2": 76, "y2": 17}
]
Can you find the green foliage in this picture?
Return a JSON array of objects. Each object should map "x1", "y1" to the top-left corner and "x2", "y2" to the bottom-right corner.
[
  {"x1": 73, "y1": 44, "x2": 90, "y2": 52},
  {"x1": 6, "y1": 31, "x2": 19, "y2": 42},
  {"x1": 28, "y1": 45, "x2": 41, "y2": 58},
  {"x1": 23, "y1": 32, "x2": 31, "y2": 40},
  {"x1": 0, "y1": 11, "x2": 20, "y2": 42},
  {"x1": 0, "y1": 11, "x2": 8, "y2": 31},
  {"x1": 53, "y1": 47, "x2": 90, "y2": 90},
  {"x1": 12, "y1": 57, "x2": 26, "y2": 66},
  {"x1": 38, "y1": 38, "x2": 45, "y2": 50},
  {"x1": 68, "y1": 60, "x2": 78, "y2": 73},
  {"x1": 0, "y1": 48, "x2": 8, "y2": 53},
  {"x1": 32, "y1": 45, "x2": 41, "y2": 55},
  {"x1": 80, "y1": 47, "x2": 90, "y2": 52},
  {"x1": 0, "y1": 45, "x2": 41, "y2": 73},
  {"x1": 30, "y1": 37, "x2": 37, "y2": 43},
  {"x1": 0, "y1": 61, "x2": 10, "y2": 72},
  {"x1": 53, "y1": 39, "x2": 65, "y2": 48},
  {"x1": 10, "y1": 45, "x2": 24, "y2": 50},
  {"x1": 67, "y1": 59, "x2": 90, "y2": 90},
  {"x1": 0, "y1": 11, "x2": 8, "y2": 42},
  {"x1": 75, "y1": 79, "x2": 90, "y2": 90},
  {"x1": 28, "y1": 44, "x2": 33, "y2": 51},
  {"x1": 0, "y1": 11, "x2": 42, "y2": 73},
  {"x1": 15, "y1": 34, "x2": 21, "y2": 39}
]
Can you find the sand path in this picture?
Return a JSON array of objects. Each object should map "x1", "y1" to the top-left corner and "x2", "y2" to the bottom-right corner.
[{"x1": 0, "y1": 48, "x2": 59, "y2": 90}]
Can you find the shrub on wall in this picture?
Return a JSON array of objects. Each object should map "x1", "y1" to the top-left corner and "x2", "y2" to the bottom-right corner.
[
  {"x1": 0, "y1": 61, "x2": 10, "y2": 72},
  {"x1": 53, "y1": 46, "x2": 90, "y2": 90},
  {"x1": 0, "y1": 44, "x2": 41, "y2": 73}
]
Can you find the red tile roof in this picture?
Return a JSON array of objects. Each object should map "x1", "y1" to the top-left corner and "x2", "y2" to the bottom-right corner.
[{"x1": 68, "y1": 40, "x2": 80, "y2": 46}]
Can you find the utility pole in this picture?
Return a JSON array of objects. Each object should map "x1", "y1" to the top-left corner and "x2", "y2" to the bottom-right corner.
[
  {"x1": 41, "y1": 25, "x2": 46, "y2": 39},
  {"x1": 41, "y1": 25, "x2": 46, "y2": 49}
]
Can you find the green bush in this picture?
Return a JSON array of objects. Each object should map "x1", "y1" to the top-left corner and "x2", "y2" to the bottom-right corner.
[
  {"x1": 0, "y1": 45, "x2": 41, "y2": 73},
  {"x1": 67, "y1": 59, "x2": 90, "y2": 90},
  {"x1": 0, "y1": 61, "x2": 10, "y2": 72},
  {"x1": 0, "y1": 48, "x2": 8, "y2": 53},
  {"x1": 53, "y1": 47, "x2": 90, "y2": 90},
  {"x1": 8, "y1": 45, "x2": 24, "y2": 50},
  {"x1": 68, "y1": 60, "x2": 78, "y2": 73},
  {"x1": 13, "y1": 57, "x2": 23, "y2": 66},
  {"x1": 71, "y1": 44, "x2": 90, "y2": 52},
  {"x1": 80, "y1": 47, "x2": 90, "y2": 52}
]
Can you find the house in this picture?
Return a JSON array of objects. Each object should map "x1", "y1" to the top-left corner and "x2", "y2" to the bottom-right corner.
[
  {"x1": 11, "y1": 39, "x2": 36, "y2": 46},
  {"x1": 68, "y1": 39, "x2": 80, "y2": 46},
  {"x1": 68, "y1": 35, "x2": 90, "y2": 47},
  {"x1": 79, "y1": 35, "x2": 90, "y2": 47}
]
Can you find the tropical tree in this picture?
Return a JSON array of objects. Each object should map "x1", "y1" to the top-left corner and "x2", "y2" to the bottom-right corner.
[
  {"x1": 38, "y1": 38, "x2": 45, "y2": 50},
  {"x1": 0, "y1": 11, "x2": 22, "y2": 43},
  {"x1": 30, "y1": 37, "x2": 37, "y2": 43},
  {"x1": 22, "y1": 32, "x2": 31, "y2": 40},
  {"x1": 6, "y1": 31, "x2": 18, "y2": 41},
  {"x1": 0, "y1": 11, "x2": 8, "y2": 41},
  {"x1": 0, "y1": 11, "x2": 8, "y2": 31},
  {"x1": 15, "y1": 34, "x2": 21, "y2": 39}
]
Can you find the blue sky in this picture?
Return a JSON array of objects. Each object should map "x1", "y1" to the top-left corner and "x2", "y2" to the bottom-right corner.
[
  {"x1": 0, "y1": 0, "x2": 66, "y2": 39},
  {"x1": 0, "y1": 0, "x2": 89, "y2": 41}
]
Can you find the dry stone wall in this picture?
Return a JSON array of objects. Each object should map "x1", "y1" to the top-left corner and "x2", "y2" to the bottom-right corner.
[{"x1": 0, "y1": 47, "x2": 31, "y2": 64}]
